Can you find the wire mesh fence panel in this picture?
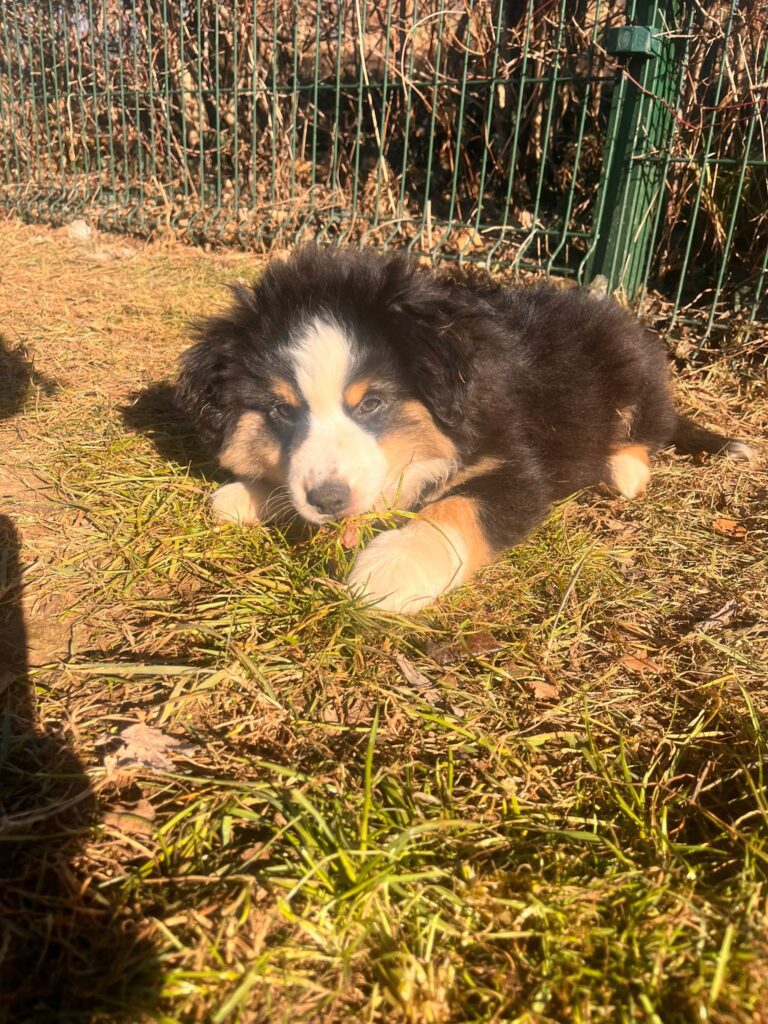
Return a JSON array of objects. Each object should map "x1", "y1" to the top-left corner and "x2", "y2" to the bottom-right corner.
[{"x1": 0, "y1": 0, "x2": 766, "y2": 340}]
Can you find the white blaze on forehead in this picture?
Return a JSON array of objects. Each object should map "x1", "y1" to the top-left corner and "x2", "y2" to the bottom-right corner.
[
  {"x1": 292, "y1": 317, "x2": 353, "y2": 413},
  {"x1": 285, "y1": 315, "x2": 389, "y2": 522}
]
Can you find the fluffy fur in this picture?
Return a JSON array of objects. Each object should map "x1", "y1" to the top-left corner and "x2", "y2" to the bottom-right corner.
[{"x1": 177, "y1": 247, "x2": 752, "y2": 613}]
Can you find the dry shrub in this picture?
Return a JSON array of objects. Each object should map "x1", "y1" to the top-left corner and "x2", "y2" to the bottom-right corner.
[{"x1": 0, "y1": 1, "x2": 765, "y2": 312}]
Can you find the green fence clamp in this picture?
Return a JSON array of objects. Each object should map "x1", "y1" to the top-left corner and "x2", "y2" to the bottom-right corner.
[
  {"x1": 587, "y1": 1, "x2": 683, "y2": 300},
  {"x1": 604, "y1": 26, "x2": 661, "y2": 59}
]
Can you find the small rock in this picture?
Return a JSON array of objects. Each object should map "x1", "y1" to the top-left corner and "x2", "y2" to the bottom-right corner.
[
  {"x1": 587, "y1": 274, "x2": 610, "y2": 297},
  {"x1": 67, "y1": 218, "x2": 92, "y2": 240}
]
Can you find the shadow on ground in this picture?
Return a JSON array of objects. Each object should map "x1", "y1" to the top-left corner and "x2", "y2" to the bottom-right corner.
[
  {"x1": 120, "y1": 380, "x2": 221, "y2": 480},
  {"x1": 1, "y1": 342, "x2": 161, "y2": 1020},
  {"x1": 0, "y1": 335, "x2": 57, "y2": 418}
]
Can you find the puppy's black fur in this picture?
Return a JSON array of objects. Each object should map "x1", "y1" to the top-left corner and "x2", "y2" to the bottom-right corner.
[{"x1": 178, "y1": 247, "x2": 750, "y2": 610}]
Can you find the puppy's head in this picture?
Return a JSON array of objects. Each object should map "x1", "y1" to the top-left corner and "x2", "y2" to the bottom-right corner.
[{"x1": 177, "y1": 248, "x2": 473, "y2": 523}]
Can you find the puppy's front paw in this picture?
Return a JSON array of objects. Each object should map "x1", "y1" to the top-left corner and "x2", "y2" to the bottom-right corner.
[
  {"x1": 347, "y1": 520, "x2": 468, "y2": 614},
  {"x1": 210, "y1": 481, "x2": 264, "y2": 525}
]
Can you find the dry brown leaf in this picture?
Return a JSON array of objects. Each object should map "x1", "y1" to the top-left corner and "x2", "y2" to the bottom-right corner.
[
  {"x1": 693, "y1": 599, "x2": 738, "y2": 634},
  {"x1": 395, "y1": 653, "x2": 434, "y2": 691},
  {"x1": 320, "y1": 702, "x2": 343, "y2": 724},
  {"x1": 425, "y1": 640, "x2": 462, "y2": 665},
  {"x1": 712, "y1": 518, "x2": 747, "y2": 539},
  {"x1": 604, "y1": 517, "x2": 630, "y2": 531},
  {"x1": 103, "y1": 797, "x2": 156, "y2": 837},
  {"x1": 527, "y1": 679, "x2": 560, "y2": 701},
  {"x1": 339, "y1": 521, "x2": 362, "y2": 549},
  {"x1": 426, "y1": 630, "x2": 500, "y2": 666},
  {"x1": 619, "y1": 651, "x2": 662, "y2": 674},
  {"x1": 102, "y1": 721, "x2": 194, "y2": 773},
  {"x1": 454, "y1": 227, "x2": 484, "y2": 251},
  {"x1": 394, "y1": 653, "x2": 464, "y2": 717},
  {"x1": 240, "y1": 842, "x2": 270, "y2": 862}
]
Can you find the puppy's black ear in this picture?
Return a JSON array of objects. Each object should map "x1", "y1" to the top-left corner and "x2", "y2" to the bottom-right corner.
[
  {"x1": 401, "y1": 326, "x2": 472, "y2": 429},
  {"x1": 176, "y1": 337, "x2": 227, "y2": 447},
  {"x1": 177, "y1": 301, "x2": 246, "y2": 447},
  {"x1": 178, "y1": 283, "x2": 262, "y2": 446},
  {"x1": 379, "y1": 262, "x2": 474, "y2": 429}
]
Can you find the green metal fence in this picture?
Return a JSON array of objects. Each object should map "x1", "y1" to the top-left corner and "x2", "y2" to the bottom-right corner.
[{"x1": 1, "y1": 1, "x2": 766, "y2": 342}]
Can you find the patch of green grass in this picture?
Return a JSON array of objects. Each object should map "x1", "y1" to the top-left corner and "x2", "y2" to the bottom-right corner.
[{"x1": 1, "y1": 220, "x2": 767, "y2": 1022}]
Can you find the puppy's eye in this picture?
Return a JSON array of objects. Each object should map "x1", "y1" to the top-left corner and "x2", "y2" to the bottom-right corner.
[
  {"x1": 355, "y1": 395, "x2": 384, "y2": 416},
  {"x1": 270, "y1": 402, "x2": 297, "y2": 423}
]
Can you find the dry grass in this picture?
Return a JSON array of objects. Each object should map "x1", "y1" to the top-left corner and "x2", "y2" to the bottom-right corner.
[{"x1": 1, "y1": 216, "x2": 767, "y2": 1023}]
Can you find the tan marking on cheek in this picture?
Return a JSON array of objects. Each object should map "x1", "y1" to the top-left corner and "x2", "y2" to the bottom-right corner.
[
  {"x1": 402, "y1": 400, "x2": 457, "y2": 459},
  {"x1": 344, "y1": 379, "x2": 370, "y2": 408},
  {"x1": 608, "y1": 444, "x2": 651, "y2": 499},
  {"x1": 422, "y1": 495, "x2": 494, "y2": 573},
  {"x1": 379, "y1": 430, "x2": 422, "y2": 472},
  {"x1": 218, "y1": 411, "x2": 283, "y2": 480},
  {"x1": 273, "y1": 379, "x2": 300, "y2": 406},
  {"x1": 376, "y1": 400, "x2": 459, "y2": 510},
  {"x1": 380, "y1": 400, "x2": 457, "y2": 467}
]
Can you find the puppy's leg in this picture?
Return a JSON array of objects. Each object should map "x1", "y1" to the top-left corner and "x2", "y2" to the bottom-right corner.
[
  {"x1": 211, "y1": 480, "x2": 275, "y2": 525},
  {"x1": 348, "y1": 496, "x2": 492, "y2": 614},
  {"x1": 607, "y1": 444, "x2": 651, "y2": 499},
  {"x1": 349, "y1": 459, "x2": 549, "y2": 614}
]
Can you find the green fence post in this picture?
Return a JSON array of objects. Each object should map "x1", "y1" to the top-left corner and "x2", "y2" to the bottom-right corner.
[{"x1": 586, "y1": 1, "x2": 683, "y2": 298}]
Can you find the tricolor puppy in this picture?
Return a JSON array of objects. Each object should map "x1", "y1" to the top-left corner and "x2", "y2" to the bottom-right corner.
[{"x1": 177, "y1": 247, "x2": 752, "y2": 614}]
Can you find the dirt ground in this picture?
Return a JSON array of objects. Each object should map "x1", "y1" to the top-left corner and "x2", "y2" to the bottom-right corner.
[{"x1": 1, "y1": 220, "x2": 253, "y2": 653}]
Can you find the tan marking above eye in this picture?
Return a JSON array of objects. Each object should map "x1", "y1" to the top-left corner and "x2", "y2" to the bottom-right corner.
[
  {"x1": 344, "y1": 379, "x2": 371, "y2": 408},
  {"x1": 273, "y1": 379, "x2": 300, "y2": 407}
]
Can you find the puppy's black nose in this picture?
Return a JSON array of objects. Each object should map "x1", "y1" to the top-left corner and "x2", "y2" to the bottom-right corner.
[{"x1": 306, "y1": 481, "x2": 350, "y2": 517}]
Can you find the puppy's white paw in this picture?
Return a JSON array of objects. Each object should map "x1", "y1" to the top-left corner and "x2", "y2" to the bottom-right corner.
[
  {"x1": 348, "y1": 519, "x2": 468, "y2": 614},
  {"x1": 210, "y1": 481, "x2": 265, "y2": 525}
]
